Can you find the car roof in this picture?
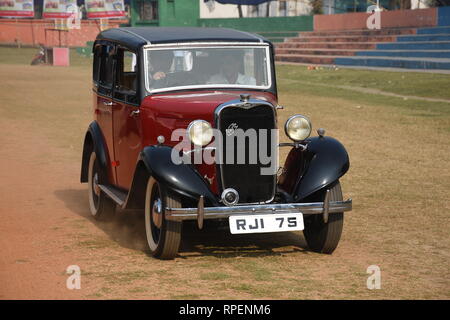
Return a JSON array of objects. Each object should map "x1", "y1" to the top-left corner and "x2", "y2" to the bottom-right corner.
[{"x1": 96, "y1": 27, "x2": 270, "y2": 51}]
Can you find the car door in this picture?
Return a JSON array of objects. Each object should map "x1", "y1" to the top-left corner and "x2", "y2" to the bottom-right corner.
[
  {"x1": 93, "y1": 41, "x2": 117, "y2": 185},
  {"x1": 112, "y1": 46, "x2": 142, "y2": 190}
]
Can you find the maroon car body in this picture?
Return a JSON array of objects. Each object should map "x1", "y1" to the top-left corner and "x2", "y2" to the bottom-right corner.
[{"x1": 80, "y1": 27, "x2": 352, "y2": 259}]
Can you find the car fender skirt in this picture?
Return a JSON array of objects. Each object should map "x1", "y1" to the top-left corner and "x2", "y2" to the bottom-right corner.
[
  {"x1": 140, "y1": 146, "x2": 219, "y2": 206},
  {"x1": 294, "y1": 136, "x2": 350, "y2": 200}
]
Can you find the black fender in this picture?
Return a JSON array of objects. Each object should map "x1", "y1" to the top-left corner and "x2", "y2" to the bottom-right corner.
[
  {"x1": 292, "y1": 136, "x2": 350, "y2": 201},
  {"x1": 136, "y1": 145, "x2": 219, "y2": 206},
  {"x1": 80, "y1": 121, "x2": 110, "y2": 184}
]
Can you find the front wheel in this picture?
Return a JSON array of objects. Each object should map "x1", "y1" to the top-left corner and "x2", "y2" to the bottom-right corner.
[
  {"x1": 144, "y1": 177, "x2": 182, "y2": 259},
  {"x1": 303, "y1": 181, "x2": 344, "y2": 254}
]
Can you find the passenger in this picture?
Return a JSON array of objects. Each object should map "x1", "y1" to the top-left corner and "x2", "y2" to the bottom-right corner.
[{"x1": 208, "y1": 51, "x2": 256, "y2": 85}]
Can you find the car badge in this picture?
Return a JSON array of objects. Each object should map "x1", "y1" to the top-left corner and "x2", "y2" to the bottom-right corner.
[{"x1": 226, "y1": 123, "x2": 238, "y2": 136}]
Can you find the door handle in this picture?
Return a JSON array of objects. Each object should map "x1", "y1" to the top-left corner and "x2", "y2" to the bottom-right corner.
[
  {"x1": 130, "y1": 110, "x2": 140, "y2": 117},
  {"x1": 103, "y1": 101, "x2": 114, "y2": 106}
]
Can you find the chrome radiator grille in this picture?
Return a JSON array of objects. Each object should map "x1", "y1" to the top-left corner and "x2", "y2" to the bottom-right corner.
[{"x1": 216, "y1": 103, "x2": 276, "y2": 204}]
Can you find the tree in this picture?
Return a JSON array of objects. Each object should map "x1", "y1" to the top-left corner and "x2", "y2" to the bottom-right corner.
[
  {"x1": 388, "y1": 0, "x2": 411, "y2": 9},
  {"x1": 429, "y1": 0, "x2": 450, "y2": 6},
  {"x1": 309, "y1": 0, "x2": 323, "y2": 14}
]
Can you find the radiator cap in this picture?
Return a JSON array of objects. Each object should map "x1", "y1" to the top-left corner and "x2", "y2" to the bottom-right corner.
[{"x1": 240, "y1": 94, "x2": 250, "y2": 102}]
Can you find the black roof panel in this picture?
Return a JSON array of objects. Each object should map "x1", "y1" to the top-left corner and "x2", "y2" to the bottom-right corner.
[{"x1": 96, "y1": 27, "x2": 269, "y2": 50}]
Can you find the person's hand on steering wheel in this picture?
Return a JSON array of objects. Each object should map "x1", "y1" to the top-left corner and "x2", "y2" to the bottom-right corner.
[{"x1": 153, "y1": 71, "x2": 166, "y2": 80}]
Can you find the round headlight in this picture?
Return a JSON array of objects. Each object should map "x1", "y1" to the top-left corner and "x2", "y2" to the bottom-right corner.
[
  {"x1": 285, "y1": 115, "x2": 312, "y2": 142},
  {"x1": 187, "y1": 120, "x2": 213, "y2": 146}
]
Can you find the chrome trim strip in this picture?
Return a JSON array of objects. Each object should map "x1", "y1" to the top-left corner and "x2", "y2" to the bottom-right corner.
[
  {"x1": 237, "y1": 30, "x2": 264, "y2": 43},
  {"x1": 149, "y1": 83, "x2": 272, "y2": 94},
  {"x1": 165, "y1": 199, "x2": 352, "y2": 221},
  {"x1": 183, "y1": 146, "x2": 216, "y2": 156},
  {"x1": 279, "y1": 142, "x2": 307, "y2": 150},
  {"x1": 143, "y1": 42, "x2": 269, "y2": 49}
]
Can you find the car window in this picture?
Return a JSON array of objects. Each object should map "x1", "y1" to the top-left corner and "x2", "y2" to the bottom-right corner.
[
  {"x1": 145, "y1": 46, "x2": 270, "y2": 93},
  {"x1": 114, "y1": 48, "x2": 138, "y2": 105},
  {"x1": 95, "y1": 43, "x2": 115, "y2": 97},
  {"x1": 93, "y1": 45, "x2": 101, "y2": 83}
]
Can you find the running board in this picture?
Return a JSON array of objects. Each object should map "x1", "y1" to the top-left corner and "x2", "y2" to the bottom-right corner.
[{"x1": 98, "y1": 184, "x2": 127, "y2": 207}]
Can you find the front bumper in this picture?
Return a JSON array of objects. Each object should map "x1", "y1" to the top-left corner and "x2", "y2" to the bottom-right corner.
[{"x1": 165, "y1": 197, "x2": 352, "y2": 228}]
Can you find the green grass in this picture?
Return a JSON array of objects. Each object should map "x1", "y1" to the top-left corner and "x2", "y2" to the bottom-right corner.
[
  {"x1": 77, "y1": 238, "x2": 115, "y2": 250},
  {"x1": 232, "y1": 283, "x2": 253, "y2": 293},
  {"x1": 0, "y1": 46, "x2": 91, "y2": 68},
  {"x1": 276, "y1": 64, "x2": 450, "y2": 101},
  {"x1": 127, "y1": 287, "x2": 148, "y2": 294},
  {"x1": 97, "y1": 270, "x2": 151, "y2": 285},
  {"x1": 234, "y1": 260, "x2": 273, "y2": 282},
  {"x1": 278, "y1": 77, "x2": 450, "y2": 117},
  {"x1": 200, "y1": 272, "x2": 231, "y2": 281},
  {"x1": 171, "y1": 293, "x2": 202, "y2": 299}
]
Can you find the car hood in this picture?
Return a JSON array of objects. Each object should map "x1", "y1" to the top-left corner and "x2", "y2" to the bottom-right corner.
[{"x1": 141, "y1": 90, "x2": 277, "y2": 123}]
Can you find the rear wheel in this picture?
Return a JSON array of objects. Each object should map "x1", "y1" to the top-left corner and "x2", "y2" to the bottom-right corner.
[
  {"x1": 303, "y1": 181, "x2": 344, "y2": 254},
  {"x1": 145, "y1": 177, "x2": 182, "y2": 259},
  {"x1": 87, "y1": 152, "x2": 116, "y2": 221}
]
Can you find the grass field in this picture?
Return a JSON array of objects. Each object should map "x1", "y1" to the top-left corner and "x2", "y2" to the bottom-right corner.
[{"x1": 0, "y1": 47, "x2": 449, "y2": 299}]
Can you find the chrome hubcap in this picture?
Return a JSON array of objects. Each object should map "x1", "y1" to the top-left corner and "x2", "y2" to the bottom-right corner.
[{"x1": 152, "y1": 197, "x2": 162, "y2": 229}]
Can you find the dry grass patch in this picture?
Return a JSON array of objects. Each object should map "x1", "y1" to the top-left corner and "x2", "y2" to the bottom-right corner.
[{"x1": 0, "y1": 49, "x2": 449, "y2": 299}]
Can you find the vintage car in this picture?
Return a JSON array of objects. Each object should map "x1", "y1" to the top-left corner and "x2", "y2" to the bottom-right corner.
[{"x1": 80, "y1": 27, "x2": 352, "y2": 259}]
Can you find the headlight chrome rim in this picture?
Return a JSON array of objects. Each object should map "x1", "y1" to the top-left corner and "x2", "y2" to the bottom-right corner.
[
  {"x1": 187, "y1": 120, "x2": 213, "y2": 146},
  {"x1": 284, "y1": 115, "x2": 312, "y2": 142}
]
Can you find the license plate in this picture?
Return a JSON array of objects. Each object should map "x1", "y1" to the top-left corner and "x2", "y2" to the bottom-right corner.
[{"x1": 229, "y1": 213, "x2": 304, "y2": 234}]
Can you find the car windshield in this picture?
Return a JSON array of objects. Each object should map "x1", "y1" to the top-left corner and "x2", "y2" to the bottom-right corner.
[{"x1": 144, "y1": 45, "x2": 271, "y2": 93}]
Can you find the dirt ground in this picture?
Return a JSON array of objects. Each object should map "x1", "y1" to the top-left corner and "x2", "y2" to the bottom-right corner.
[{"x1": 0, "y1": 57, "x2": 449, "y2": 299}]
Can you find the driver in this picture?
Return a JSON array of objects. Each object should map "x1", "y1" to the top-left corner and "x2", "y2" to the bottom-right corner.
[
  {"x1": 149, "y1": 51, "x2": 174, "y2": 89},
  {"x1": 208, "y1": 51, "x2": 256, "y2": 85}
]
